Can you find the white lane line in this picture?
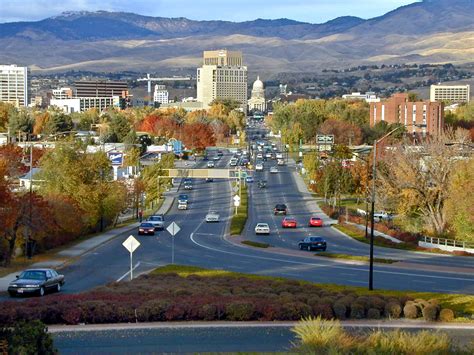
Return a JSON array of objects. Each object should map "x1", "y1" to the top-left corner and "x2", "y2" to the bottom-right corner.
[
  {"x1": 116, "y1": 261, "x2": 141, "y2": 282},
  {"x1": 189, "y1": 234, "x2": 474, "y2": 283}
]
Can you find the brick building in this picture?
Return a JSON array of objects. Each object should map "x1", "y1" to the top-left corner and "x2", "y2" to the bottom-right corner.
[{"x1": 370, "y1": 93, "x2": 444, "y2": 136}]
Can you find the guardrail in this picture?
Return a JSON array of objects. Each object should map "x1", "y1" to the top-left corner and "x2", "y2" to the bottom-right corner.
[{"x1": 419, "y1": 236, "x2": 474, "y2": 253}]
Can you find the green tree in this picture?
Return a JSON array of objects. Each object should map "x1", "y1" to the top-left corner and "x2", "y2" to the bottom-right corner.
[
  {"x1": 8, "y1": 108, "x2": 34, "y2": 137},
  {"x1": 1, "y1": 320, "x2": 56, "y2": 354},
  {"x1": 109, "y1": 111, "x2": 132, "y2": 142},
  {"x1": 43, "y1": 111, "x2": 73, "y2": 136}
]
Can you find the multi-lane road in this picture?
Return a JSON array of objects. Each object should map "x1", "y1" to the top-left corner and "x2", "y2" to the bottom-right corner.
[{"x1": 40, "y1": 134, "x2": 473, "y2": 295}]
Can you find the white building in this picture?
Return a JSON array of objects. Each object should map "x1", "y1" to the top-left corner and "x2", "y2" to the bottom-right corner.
[
  {"x1": 430, "y1": 84, "x2": 470, "y2": 103},
  {"x1": 0, "y1": 64, "x2": 29, "y2": 107},
  {"x1": 197, "y1": 49, "x2": 248, "y2": 113},
  {"x1": 342, "y1": 92, "x2": 380, "y2": 103},
  {"x1": 52, "y1": 87, "x2": 74, "y2": 100},
  {"x1": 50, "y1": 96, "x2": 120, "y2": 113},
  {"x1": 248, "y1": 76, "x2": 266, "y2": 113},
  {"x1": 153, "y1": 84, "x2": 169, "y2": 105}
]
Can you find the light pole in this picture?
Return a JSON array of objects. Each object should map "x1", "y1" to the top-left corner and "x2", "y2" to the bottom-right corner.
[{"x1": 368, "y1": 123, "x2": 425, "y2": 290}]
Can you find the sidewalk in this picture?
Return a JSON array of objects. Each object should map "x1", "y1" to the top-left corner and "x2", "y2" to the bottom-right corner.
[{"x1": 0, "y1": 179, "x2": 181, "y2": 292}]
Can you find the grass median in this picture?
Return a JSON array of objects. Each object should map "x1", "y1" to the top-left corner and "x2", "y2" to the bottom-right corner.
[
  {"x1": 316, "y1": 252, "x2": 398, "y2": 264},
  {"x1": 241, "y1": 240, "x2": 270, "y2": 248},
  {"x1": 230, "y1": 183, "x2": 248, "y2": 236}
]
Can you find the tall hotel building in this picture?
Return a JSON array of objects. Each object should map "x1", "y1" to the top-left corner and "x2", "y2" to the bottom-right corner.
[
  {"x1": 197, "y1": 50, "x2": 248, "y2": 113},
  {"x1": 430, "y1": 84, "x2": 470, "y2": 104},
  {"x1": 0, "y1": 64, "x2": 29, "y2": 107}
]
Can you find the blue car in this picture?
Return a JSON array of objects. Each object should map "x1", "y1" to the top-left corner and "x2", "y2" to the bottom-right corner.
[{"x1": 246, "y1": 176, "x2": 254, "y2": 183}]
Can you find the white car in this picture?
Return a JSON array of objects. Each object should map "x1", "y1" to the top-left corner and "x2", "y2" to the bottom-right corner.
[
  {"x1": 255, "y1": 223, "x2": 270, "y2": 235},
  {"x1": 205, "y1": 211, "x2": 220, "y2": 222},
  {"x1": 270, "y1": 166, "x2": 279, "y2": 174},
  {"x1": 256, "y1": 153, "x2": 263, "y2": 159},
  {"x1": 207, "y1": 161, "x2": 215, "y2": 168},
  {"x1": 255, "y1": 163, "x2": 264, "y2": 171},
  {"x1": 178, "y1": 202, "x2": 188, "y2": 210},
  {"x1": 277, "y1": 159, "x2": 285, "y2": 166},
  {"x1": 276, "y1": 153, "x2": 283, "y2": 159},
  {"x1": 213, "y1": 156, "x2": 220, "y2": 161}
]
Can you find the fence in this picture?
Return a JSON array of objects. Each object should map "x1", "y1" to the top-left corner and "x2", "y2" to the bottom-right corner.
[{"x1": 419, "y1": 236, "x2": 474, "y2": 254}]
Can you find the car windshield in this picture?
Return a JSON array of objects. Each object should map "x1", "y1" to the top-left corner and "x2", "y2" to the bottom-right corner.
[
  {"x1": 311, "y1": 217, "x2": 321, "y2": 220},
  {"x1": 285, "y1": 218, "x2": 296, "y2": 222},
  {"x1": 20, "y1": 270, "x2": 46, "y2": 280},
  {"x1": 140, "y1": 223, "x2": 154, "y2": 227},
  {"x1": 257, "y1": 224, "x2": 268, "y2": 228},
  {"x1": 310, "y1": 237, "x2": 324, "y2": 242},
  {"x1": 276, "y1": 205, "x2": 286, "y2": 209}
]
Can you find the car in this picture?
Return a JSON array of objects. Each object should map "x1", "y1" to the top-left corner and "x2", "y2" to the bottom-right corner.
[
  {"x1": 246, "y1": 176, "x2": 254, "y2": 183},
  {"x1": 207, "y1": 161, "x2": 215, "y2": 168},
  {"x1": 178, "y1": 194, "x2": 189, "y2": 204},
  {"x1": 147, "y1": 214, "x2": 165, "y2": 230},
  {"x1": 8, "y1": 269, "x2": 65, "y2": 297},
  {"x1": 255, "y1": 223, "x2": 270, "y2": 235},
  {"x1": 230, "y1": 158, "x2": 238, "y2": 166},
  {"x1": 255, "y1": 163, "x2": 264, "y2": 171},
  {"x1": 178, "y1": 201, "x2": 188, "y2": 210},
  {"x1": 205, "y1": 177, "x2": 214, "y2": 182},
  {"x1": 213, "y1": 155, "x2": 220, "y2": 161},
  {"x1": 270, "y1": 166, "x2": 279, "y2": 174},
  {"x1": 277, "y1": 159, "x2": 285, "y2": 166},
  {"x1": 276, "y1": 153, "x2": 283, "y2": 159},
  {"x1": 257, "y1": 180, "x2": 267, "y2": 188},
  {"x1": 256, "y1": 153, "x2": 263, "y2": 159},
  {"x1": 138, "y1": 222, "x2": 155, "y2": 235},
  {"x1": 203, "y1": 155, "x2": 209, "y2": 161},
  {"x1": 274, "y1": 204, "x2": 288, "y2": 215},
  {"x1": 205, "y1": 211, "x2": 220, "y2": 222},
  {"x1": 265, "y1": 152, "x2": 272, "y2": 159},
  {"x1": 183, "y1": 179, "x2": 193, "y2": 190},
  {"x1": 217, "y1": 150, "x2": 224, "y2": 156},
  {"x1": 374, "y1": 211, "x2": 393, "y2": 221},
  {"x1": 282, "y1": 217, "x2": 297, "y2": 228},
  {"x1": 309, "y1": 216, "x2": 323, "y2": 227},
  {"x1": 298, "y1": 236, "x2": 327, "y2": 251}
]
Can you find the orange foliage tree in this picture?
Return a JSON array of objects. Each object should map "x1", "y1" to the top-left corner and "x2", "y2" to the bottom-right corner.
[{"x1": 182, "y1": 123, "x2": 216, "y2": 151}]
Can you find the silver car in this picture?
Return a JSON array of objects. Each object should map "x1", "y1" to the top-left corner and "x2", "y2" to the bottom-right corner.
[{"x1": 205, "y1": 211, "x2": 220, "y2": 222}]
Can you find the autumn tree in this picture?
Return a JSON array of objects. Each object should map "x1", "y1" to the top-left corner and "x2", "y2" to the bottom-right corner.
[
  {"x1": 319, "y1": 118, "x2": 363, "y2": 145},
  {"x1": 182, "y1": 122, "x2": 216, "y2": 151}
]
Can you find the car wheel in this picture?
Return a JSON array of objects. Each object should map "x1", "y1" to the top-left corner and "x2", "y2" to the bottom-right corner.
[
  {"x1": 299, "y1": 245, "x2": 303, "y2": 250},
  {"x1": 56, "y1": 283, "x2": 61, "y2": 293},
  {"x1": 39, "y1": 287, "x2": 45, "y2": 297},
  {"x1": 307, "y1": 246, "x2": 311, "y2": 251}
]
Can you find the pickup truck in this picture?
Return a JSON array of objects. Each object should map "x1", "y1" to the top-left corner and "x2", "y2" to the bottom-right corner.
[{"x1": 298, "y1": 237, "x2": 327, "y2": 251}]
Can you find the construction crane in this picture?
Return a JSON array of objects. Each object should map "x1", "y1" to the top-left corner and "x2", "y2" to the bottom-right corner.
[{"x1": 137, "y1": 74, "x2": 192, "y2": 102}]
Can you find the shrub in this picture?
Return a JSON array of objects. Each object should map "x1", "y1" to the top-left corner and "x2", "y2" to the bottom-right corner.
[
  {"x1": 280, "y1": 302, "x2": 312, "y2": 320},
  {"x1": 197, "y1": 304, "x2": 218, "y2": 321},
  {"x1": 367, "y1": 308, "x2": 381, "y2": 319},
  {"x1": 439, "y1": 309, "x2": 455, "y2": 322},
  {"x1": 61, "y1": 307, "x2": 82, "y2": 325},
  {"x1": 422, "y1": 305, "x2": 439, "y2": 322},
  {"x1": 225, "y1": 302, "x2": 255, "y2": 321},
  {"x1": 385, "y1": 302, "x2": 402, "y2": 319},
  {"x1": 403, "y1": 304, "x2": 419, "y2": 319},
  {"x1": 138, "y1": 300, "x2": 170, "y2": 321},
  {"x1": 365, "y1": 330, "x2": 451, "y2": 354},
  {"x1": 333, "y1": 301, "x2": 348, "y2": 320},
  {"x1": 350, "y1": 302, "x2": 366, "y2": 319},
  {"x1": 367, "y1": 296, "x2": 386, "y2": 312},
  {"x1": 1, "y1": 320, "x2": 56, "y2": 354},
  {"x1": 312, "y1": 303, "x2": 334, "y2": 320}
]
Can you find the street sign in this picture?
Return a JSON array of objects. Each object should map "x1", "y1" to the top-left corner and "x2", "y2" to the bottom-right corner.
[
  {"x1": 234, "y1": 200, "x2": 240, "y2": 207},
  {"x1": 108, "y1": 152, "x2": 124, "y2": 166},
  {"x1": 233, "y1": 186, "x2": 239, "y2": 193},
  {"x1": 316, "y1": 135, "x2": 335, "y2": 144},
  {"x1": 233, "y1": 195, "x2": 241, "y2": 202},
  {"x1": 122, "y1": 235, "x2": 140, "y2": 253},
  {"x1": 122, "y1": 235, "x2": 140, "y2": 280},
  {"x1": 166, "y1": 222, "x2": 181, "y2": 237}
]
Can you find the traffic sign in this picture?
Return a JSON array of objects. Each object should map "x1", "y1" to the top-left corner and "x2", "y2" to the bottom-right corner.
[
  {"x1": 233, "y1": 195, "x2": 241, "y2": 202},
  {"x1": 234, "y1": 200, "x2": 240, "y2": 207},
  {"x1": 232, "y1": 186, "x2": 239, "y2": 193},
  {"x1": 122, "y1": 235, "x2": 140, "y2": 253},
  {"x1": 316, "y1": 135, "x2": 335, "y2": 144},
  {"x1": 167, "y1": 222, "x2": 181, "y2": 237}
]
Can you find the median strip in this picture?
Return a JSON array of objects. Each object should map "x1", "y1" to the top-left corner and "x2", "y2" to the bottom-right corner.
[
  {"x1": 241, "y1": 240, "x2": 271, "y2": 248},
  {"x1": 315, "y1": 252, "x2": 398, "y2": 264},
  {"x1": 230, "y1": 183, "x2": 248, "y2": 236}
]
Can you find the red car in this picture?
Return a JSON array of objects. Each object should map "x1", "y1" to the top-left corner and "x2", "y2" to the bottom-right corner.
[
  {"x1": 309, "y1": 217, "x2": 323, "y2": 227},
  {"x1": 282, "y1": 217, "x2": 297, "y2": 228}
]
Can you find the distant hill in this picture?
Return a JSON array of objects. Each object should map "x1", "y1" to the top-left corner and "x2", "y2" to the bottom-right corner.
[{"x1": 0, "y1": 0, "x2": 472, "y2": 74}]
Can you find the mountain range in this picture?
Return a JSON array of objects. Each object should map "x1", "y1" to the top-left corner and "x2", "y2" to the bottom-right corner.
[{"x1": 0, "y1": 0, "x2": 473, "y2": 75}]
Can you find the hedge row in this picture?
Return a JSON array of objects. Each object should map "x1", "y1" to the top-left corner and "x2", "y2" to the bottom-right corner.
[{"x1": 0, "y1": 272, "x2": 458, "y2": 325}]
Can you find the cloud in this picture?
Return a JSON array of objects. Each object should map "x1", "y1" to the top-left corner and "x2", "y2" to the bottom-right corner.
[{"x1": 0, "y1": 0, "x2": 419, "y2": 23}]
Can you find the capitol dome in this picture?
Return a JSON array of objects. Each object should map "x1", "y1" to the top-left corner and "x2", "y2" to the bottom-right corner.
[{"x1": 252, "y1": 76, "x2": 264, "y2": 91}]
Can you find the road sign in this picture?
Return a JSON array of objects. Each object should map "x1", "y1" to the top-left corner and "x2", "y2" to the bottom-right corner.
[
  {"x1": 167, "y1": 222, "x2": 181, "y2": 237},
  {"x1": 122, "y1": 235, "x2": 140, "y2": 280},
  {"x1": 316, "y1": 135, "x2": 335, "y2": 144},
  {"x1": 108, "y1": 152, "x2": 124, "y2": 166},
  {"x1": 232, "y1": 186, "x2": 239, "y2": 193},
  {"x1": 122, "y1": 235, "x2": 140, "y2": 253},
  {"x1": 233, "y1": 195, "x2": 241, "y2": 202},
  {"x1": 234, "y1": 200, "x2": 240, "y2": 207}
]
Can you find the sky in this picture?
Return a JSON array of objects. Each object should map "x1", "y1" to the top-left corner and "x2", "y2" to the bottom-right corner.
[{"x1": 0, "y1": 0, "x2": 420, "y2": 24}]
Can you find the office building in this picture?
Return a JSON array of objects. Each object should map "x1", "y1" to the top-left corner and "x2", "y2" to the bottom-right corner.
[
  {"x1": 52, "y1": 87, "x2": 74, "y2": 100},
  {"x1": 75, "y1": 80, "x2": 128, "y2": 97},
  {"x1": 197, "y1": 49, "x2": 247, "y2": 112},
  {"x1": 342, "y1": 92, "x2": 380, "y2": 103},
  {"x1": 248, "y1": 76, "x2": 266, "y2": 113},
  {"x1": 370, "y1": 93, "x2": 444, "y2": 136},
  {"x1": 430, "y1": 84, "x2": 470, "y2": 103},
  {"x1": 153, "y1": 84, "x2": 169, "y2": 105},
  {"x1": 50, "y1": 97, "x2": 120, "y2": 113},
  {"x1": 0, "y1": 64, "x2": 29, "y2": 107}
]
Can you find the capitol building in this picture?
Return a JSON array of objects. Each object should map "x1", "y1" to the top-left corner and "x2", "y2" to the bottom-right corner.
[{"x1": 248, "y1": 76, "x2": 266, "y2": 113}]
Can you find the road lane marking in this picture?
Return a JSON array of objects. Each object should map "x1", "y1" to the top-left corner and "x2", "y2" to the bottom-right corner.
[
  {"x1": 189, "y1": 234, "x2": 474, "y2": 283},
  {"x1": 116, "y1": 261, "x2": 141, "y2": 282}
]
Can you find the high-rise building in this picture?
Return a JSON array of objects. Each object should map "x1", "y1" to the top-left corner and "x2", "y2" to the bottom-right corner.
[
  {"x1": 430, "y1": 84, "x2": 470, "y2": 103},
  {"x1": 197, "y1": 49, "x2": 247, "y2": 112},
  {"x1": 0, "y1": 64, "x2": 29, "y2": 107},
  {"x1": 153, "y1": 84, "x2": 169, "y2": 105},
  {"x1": 370, "y1": 93, "x2": 444, "y2": 137}
]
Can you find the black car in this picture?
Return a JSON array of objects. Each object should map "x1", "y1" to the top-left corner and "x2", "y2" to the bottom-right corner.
[
  {"x1": 274, "y1": 204, "x2": 288, "y2": 215},
  {"x1": 8, "y1": 269, "x2": 65, "y2": 297},
  {"x1": 298, "y1": 237, "x2": 327, "y2": 251},
  {"x1": 138, "y1": 222, "x2": 155, "y2": 235},
  {"x1": 257, "y1": 180, "x2": 267, "y2": 188}
]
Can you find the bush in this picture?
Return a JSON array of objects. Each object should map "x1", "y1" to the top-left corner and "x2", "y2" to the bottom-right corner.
[
  {"x1": 197, "y1": 304, "x2": 218, "y2": 321},
  {"x1": 312, "y1": 303, "x2": 334, "y2": 320},
  {"x1": 365, "y1": 330, "x2": 451, "y2": 354},
  {"x1": 367, "y1": 308, "x2": 381, "y2": 319},
  {"x1": 439, "y1": 308, "x2": 455, "y2": 322},
  {"x1": 385, "y1": 302, "x2": 402, "y2": 319},
  {"x1": 1, "y1": 320, "x2": 56, "y2": 354},
  {"x1": 225, "y1": 302, "x2": 255, "y2": 321},
  {"x1": 138, "y1": 300, "x2": 170, "y2": 321},
  {"x1": 367, "y1": 296, "x2": 386, "y2": 312},
  {"x1": 350, "y1": 303, "x2": 366, "y2": 319},
  {"x1": 333, "y1": 301, "x2": 348, "y2": 320},
  {"x1": 422, "y1": 305, "x2": 439, "y2": 322},
  {"x1": 403, "y1": 304, "x2": 419, "y2": 319},
  {"x1": 280, "y1": 302, "x2": 312, "y2": 320}
]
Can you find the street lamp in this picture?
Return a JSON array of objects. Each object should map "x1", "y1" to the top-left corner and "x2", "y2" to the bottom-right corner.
[{"x1": 368, "y1": 123, "x2": 425, "y2": 291}]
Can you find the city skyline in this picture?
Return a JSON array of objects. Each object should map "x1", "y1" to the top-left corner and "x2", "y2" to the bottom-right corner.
[{"x1": 1, "y1": 0, "x2": 418, "y2": 24}]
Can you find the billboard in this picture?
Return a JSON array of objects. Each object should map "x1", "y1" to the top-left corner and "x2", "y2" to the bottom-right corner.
[{"x1": 108, "y1": 152, "x2": 124, "y2": 166}]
